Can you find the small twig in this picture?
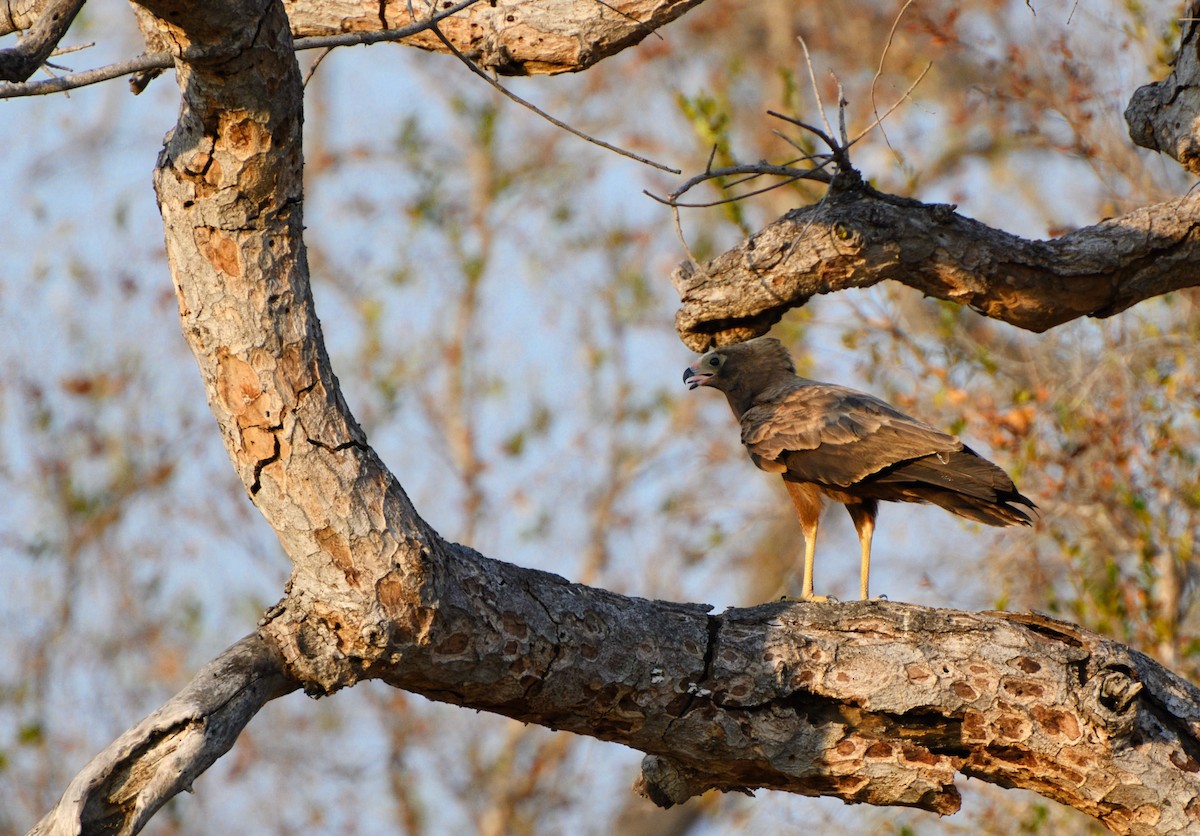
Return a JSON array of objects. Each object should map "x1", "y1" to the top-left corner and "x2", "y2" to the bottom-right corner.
[
  {"x1": 645, "y1": 174, "x2": 813, "y2": 209},
  {"x1": 850, "y1": 61, "x2": 931, "y2": 147},
  {"x1": 705, "y1": 144, "x2": 719, "y2": 173},
  {"x1": 670, "y1": 204, "x2": 696, "y2": 265},
  {"x1": 766, "y1": 111, "x2": 836, "y2": 151},
  {"x1": 49, "y1": 41, "x2": 94, "y2": 57},
  {"x1": 302, "y1": 47, "x2": 334, "y2": 89},
  {"x1": 836, "y1": 83, "x2": 849, "y2": 148},
  {"x1": 0, "y1": 0, "x2": 481, "y2": 99},
  {"x1": 644, "y1": 161, "x2": 834, "y2": 208},
  {"x1": 798, "y1": 36, "x2": 835, "y2": 142},
  {"x1": 723, "y1": 155, "x2": 816, "y2": 189},
  {"x1": 425, "y1": 15, "x2": 679, "y2": 173},
  {"x1": 589, "y1": 0, "x2": 665, "y2": 41},
  {"x1": 870, "y1": 0, "x2": 917, "y2": 165}
]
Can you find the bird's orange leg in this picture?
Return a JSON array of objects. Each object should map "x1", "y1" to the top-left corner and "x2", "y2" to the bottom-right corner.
[
  {"x1": 784, "y1": 481, "x2": 826, "y2": 601},
  {"x1": 845, "y1": 500, "x2": 879, "y2": 600}
]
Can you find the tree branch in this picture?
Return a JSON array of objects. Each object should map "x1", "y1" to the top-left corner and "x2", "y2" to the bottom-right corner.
[
  {"x1": 671, "y1": 183, "x2": 1200, "y2": 350},
  {"x1": 36, "y1": 568, "x2": 1200, "y2": 834},
  {"x1": 287, "y1": 0, "x2": 711, "y2": 75},
  {"x1": 0, "y1": 0, "x2": 484, "y2": 98},
  {"x1": 0, "y1": 0, "x2": 710, "y2": 79},
  {"x1": 30, "y1": 633, "x2": 297, "y2": 835},
  {"x1": 0, "y1": 0, "x2": 84, "y2": 82},
  {"x1": 1125, "y1": 2, "x2": 1200, "y2": 173},
  {"x1": 667, "y1": 3, "x2": 1200, "y2": 351}
]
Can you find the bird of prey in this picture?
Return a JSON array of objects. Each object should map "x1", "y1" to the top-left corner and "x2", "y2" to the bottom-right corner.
[{"x1": 683, "y1": 336, "x2": 1034, "y2": 601}]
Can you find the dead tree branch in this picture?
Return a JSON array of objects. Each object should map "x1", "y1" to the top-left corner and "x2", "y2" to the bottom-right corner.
[{"x1": 30, "y1": 633, "x2": 297, "y2": 836}]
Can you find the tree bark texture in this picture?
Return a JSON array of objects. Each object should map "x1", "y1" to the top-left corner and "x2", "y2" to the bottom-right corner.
[
  {"x1": 286, "y1": 0, "x2": 708, "y2": 75},
  {"x1": 0, "y1": 0, "x2": 708, "y2": 76},
  {"x1": 672, "y1": 185, "x2": 1200, "y2": 351},
  {"x1": 30, "y1": 635, "x2": 296, "y2": 836},
  {"x1": 1125, "y1": 3, "x2": 1200, "y2": 174},
  {"x1": 26, "y1": 1, "x2": 1200, "y2": 834}
]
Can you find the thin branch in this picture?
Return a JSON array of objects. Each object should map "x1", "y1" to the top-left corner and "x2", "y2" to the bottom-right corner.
[
  {"x1": 644, "y1": 161, "x2": 834, "y2": 208},
  {"x1": 425, "y1": 16, "x2": 679, "y2": 173},
  {"x1": 869, "y1": 0, "x2": 917, "y2": 163},
  {"x1": 0, "y1": 0, "x2": 482, "y2": 98},
  {"x1": 302, "y1": 46, "x2": 334, "y2": 89},
  {"x1": 850, "y1": 61, "x2": 931, "y2": 146},
  {"x1": 798, "y1": 36, "x2": 835, "y2": 142},
  {"x1": 0, "y1": 50, "x2": 167, "y2": 97},
  {"x1": 765, "y1": 110, "x2": 837, "y2": 150},
  {"x1": 588, "y1": 0, "x2": 667, "y2": 42}
]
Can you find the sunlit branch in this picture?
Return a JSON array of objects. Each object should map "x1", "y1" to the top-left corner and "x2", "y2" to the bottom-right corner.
[{"x1": 0, "y1": 0, "x2": 482, "y2": 98}]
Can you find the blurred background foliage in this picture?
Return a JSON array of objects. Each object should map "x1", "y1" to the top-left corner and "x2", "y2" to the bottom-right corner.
[{"x1": 1, "y1": 0, "x2": 1196, "y2": 833}]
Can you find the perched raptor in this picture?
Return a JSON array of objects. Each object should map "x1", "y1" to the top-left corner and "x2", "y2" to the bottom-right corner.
[{"x1": 684, "y1": 337, "x2": 1035, "y2": 600}]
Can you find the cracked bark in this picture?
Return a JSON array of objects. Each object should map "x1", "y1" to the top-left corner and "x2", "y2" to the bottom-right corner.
[{"x1": 25, "y1": 1, "x2": 1200, "y2": 834}]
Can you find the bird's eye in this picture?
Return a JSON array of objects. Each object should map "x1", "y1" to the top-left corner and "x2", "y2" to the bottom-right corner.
[{"x1": 708, "y1": 356, "x2": 721, "y2": 367}]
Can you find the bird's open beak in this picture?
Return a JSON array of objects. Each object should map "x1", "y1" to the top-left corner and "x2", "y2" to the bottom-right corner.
[{"x1": 683, "y1": 366, "x2": 713, "y2": 390}]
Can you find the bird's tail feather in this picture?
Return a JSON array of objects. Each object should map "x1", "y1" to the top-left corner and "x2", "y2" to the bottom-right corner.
[{"x1": 871, "y1": 449, "x2": 1036, "y2": 527}]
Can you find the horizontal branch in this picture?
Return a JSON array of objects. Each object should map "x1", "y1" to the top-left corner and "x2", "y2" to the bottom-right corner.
[
  {"x1": 43, "y1": 546, "x2": 1200, "y2": 834},
  {"x1": 0, "y1": 0, "x2": 709, "y2": 88},
  {"x1": 671, "y1": 184, "x2": 1200, "y2": 350},
  {"x1": 31, "y1": 633, "x2": 297, "y2": 835},
  {"x1": 289, "y1": 0, "x2": 709, "y2": 76},
  {"x1": 0, "y1": 0, "x2": 483, "y2": 96},
  {"x1": 354, "y1": 557, "x2": 1199, "y2": 832}
]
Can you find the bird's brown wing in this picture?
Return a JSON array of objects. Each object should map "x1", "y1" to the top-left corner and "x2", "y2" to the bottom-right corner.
[{"x1": 740, "y1": 381, "x2": 962, "y2": 487}]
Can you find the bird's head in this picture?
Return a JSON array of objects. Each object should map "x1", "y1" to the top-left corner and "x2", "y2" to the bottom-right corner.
[{"x1": 683, "y1": 337, "x2": 796, "y2": 393}]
